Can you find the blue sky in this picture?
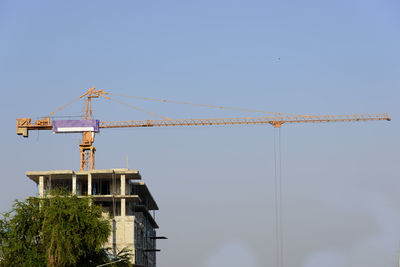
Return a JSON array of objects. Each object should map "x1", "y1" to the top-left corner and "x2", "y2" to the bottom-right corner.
[{"x1": 1, "y1": 0, "x2": 399, "y2": 266}]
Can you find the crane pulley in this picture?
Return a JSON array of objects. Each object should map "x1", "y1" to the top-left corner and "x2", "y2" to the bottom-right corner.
[{"x1": 16, "y1": 87, "x2": 391, "y2": 171}]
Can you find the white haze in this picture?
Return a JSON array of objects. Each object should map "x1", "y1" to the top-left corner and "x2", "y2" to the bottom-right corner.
[
  {"x1": 203, "y1": 241, "x2": 260, "y2": 267},
  {"x1": 304, "y1": 181, "x2": 400, "y2": 267}
]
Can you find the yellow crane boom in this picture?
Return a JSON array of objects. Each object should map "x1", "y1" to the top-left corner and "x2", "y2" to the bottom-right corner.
[
  {"x1": 16, "y1": 87, "x2": 391, "y2": 170},
  {"x1": 100, "y1": 113, "x2": 390, "y2": 129}
]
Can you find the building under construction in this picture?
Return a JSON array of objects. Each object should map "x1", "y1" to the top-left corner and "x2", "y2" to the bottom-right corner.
[
  {"x1": 26, "y1": 169, "x2": 162, "y2": 267},
  {"x1": 16, "y1": 88, "x2": 391, "y2": 266}
]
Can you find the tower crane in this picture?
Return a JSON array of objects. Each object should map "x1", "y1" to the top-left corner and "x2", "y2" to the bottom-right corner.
[
  {"x1": 16, "y1": 87, "x2": 391, "y2": 267},
  {"x1": 16, "y1": 87, "x2": 391, "y2": 171}
]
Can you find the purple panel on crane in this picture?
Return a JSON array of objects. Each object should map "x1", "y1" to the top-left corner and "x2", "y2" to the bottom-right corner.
[{"x1": 52, "y1": 120, "x2": 100, "y2": 133}]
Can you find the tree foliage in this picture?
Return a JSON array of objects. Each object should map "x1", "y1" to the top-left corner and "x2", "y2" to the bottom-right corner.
[{"x1": 0, "y1": 189, "x2": 130, "y2": 267}]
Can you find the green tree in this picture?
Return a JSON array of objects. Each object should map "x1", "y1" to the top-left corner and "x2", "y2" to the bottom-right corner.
[{"x1": 0, "y1": 189, "x2": 124, "y2": 267}]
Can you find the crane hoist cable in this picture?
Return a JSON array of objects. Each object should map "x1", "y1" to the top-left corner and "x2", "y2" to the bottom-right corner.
[
  {"x1": 278, "y1": 128, "x2": 283, "y2": 267},
  {"x1": 274, "y1": 128, "x2": 283, "y2": 267}
]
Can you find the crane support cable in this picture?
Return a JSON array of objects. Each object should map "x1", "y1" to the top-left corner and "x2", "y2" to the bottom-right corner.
[
  {"x1": 47, "y1": 95, "x2": 85, "y2": 117},
  {"x1": 100, "y1": 95, "x2": 173, "y2": 121},
  {"x1": 108, "y1": 92, "x2": 299, "y2": 116}
]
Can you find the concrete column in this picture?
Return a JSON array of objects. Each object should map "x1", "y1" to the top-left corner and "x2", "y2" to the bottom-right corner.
[
  {"x1": 121, "y1": 199, "x2": 126, "y2": 216},
  {"x1": 39, "y1": 176, "x2": 44, "y2": 197},
  {"x1": 121, "y1": 174, "x2": 126, "y2": 216},
  {"x1": 48, "y1": 175, "x2": 52, "y2": 191},
  {"x1": 88, "y1": 173, "x2": 92, "y2": 195},
  {"x1": 72, "y1": 174, "x2": 77, "y2": 195},
  {"x1": 121, "y1": 174, "x2": 126, "y2": 195}
]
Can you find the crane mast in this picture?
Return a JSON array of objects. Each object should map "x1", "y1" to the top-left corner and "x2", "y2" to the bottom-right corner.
[
  {"x1": 80, "y1": 87, "x2": 103, "y2": 171},
  {"x1": 16, "y1": 87, "x2": 391, "y2": 171}
]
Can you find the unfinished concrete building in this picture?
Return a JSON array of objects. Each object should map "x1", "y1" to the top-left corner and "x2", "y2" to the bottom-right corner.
[{"x1": 26, "y1": 169, "x2": 162, "y2": 267}]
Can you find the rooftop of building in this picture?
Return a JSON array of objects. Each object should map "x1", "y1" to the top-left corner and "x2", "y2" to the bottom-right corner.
[
  {"x1": 26, "y1": 168, "x2": 159, "y2": 210},
  {"x1": 26, "y1": 168, "x2": 141, "y2": 181}
]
